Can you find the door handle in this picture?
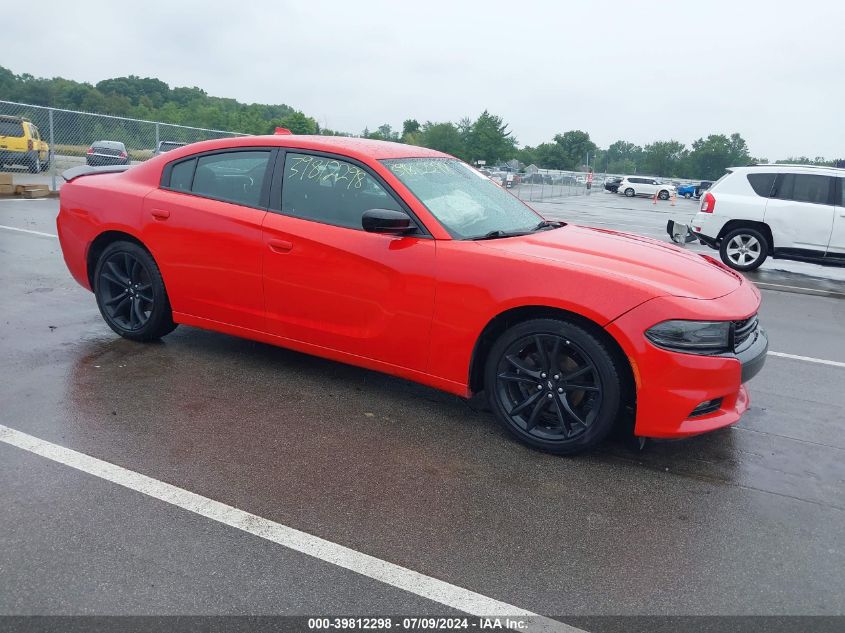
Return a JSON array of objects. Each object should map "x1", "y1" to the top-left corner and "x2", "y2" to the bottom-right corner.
[
  {"x1": 151, "y1": 208, "x2": 170, "y2": 220},
  {"x1": 268, "y1": 238, "x2": 293, "y2": 253}
]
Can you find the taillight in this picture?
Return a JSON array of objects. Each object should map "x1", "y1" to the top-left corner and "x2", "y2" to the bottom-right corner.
[
  {"x1": 27, "y1": 139, "x2": 33, "y2": 151},
  {"x1": 700, "y1": 192, "x2": 715, "y2": 213},
  {"x1": 119, "y1": 151, "x2": 127, "y2": 158},
  {"x1": 87, "y1": 147, "x2": 94, "y2": 155}
]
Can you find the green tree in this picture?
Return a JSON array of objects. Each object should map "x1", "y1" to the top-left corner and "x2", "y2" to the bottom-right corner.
[
  {"x1": 418, "y1": 121, "x2": 467, "y2": 159},
  {"x1": 464, "y1": 111, "x2": 517, "y2": 164},
  {"x1": 401, "y1": 119, "x2": 420, "y2": 140},
  {"x1": 605, "y1": 140, "x2": 643, "y2": 174},
  {"x1": 274, "y1": 111, "x2": 317, "y2": 135},
  {"x1": 685, "y1": 133, "x2": 751, "y2": 179},
  {"x1": 640, "y1": 140, "x2": 688, "y2": 177}
]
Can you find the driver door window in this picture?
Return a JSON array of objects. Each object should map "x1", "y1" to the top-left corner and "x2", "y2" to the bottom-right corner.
[{"x1": 281, "y1": 153, "x2": 402, "y2": 229}]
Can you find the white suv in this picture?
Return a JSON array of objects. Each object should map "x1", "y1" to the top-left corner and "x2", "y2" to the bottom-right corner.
[
  {"x1": 617, "y1": 176, "x2": 675, "y2": 200},
  {"x1": 689, "y1": 164, "x2": 845, "y2": 271}
]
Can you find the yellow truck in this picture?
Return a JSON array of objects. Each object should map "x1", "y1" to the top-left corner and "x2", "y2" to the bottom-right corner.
[{"x1": 0, "y1": 115, "x2": 50, "y2": 173}]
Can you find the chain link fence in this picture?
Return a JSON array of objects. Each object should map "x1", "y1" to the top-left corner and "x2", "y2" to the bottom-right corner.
[
  {"x1": 510, "y1": 169, "x2": 613, "y2": 203},
  {"x1": 0, "y1": 100, "x2": 248, "y2": 191}
]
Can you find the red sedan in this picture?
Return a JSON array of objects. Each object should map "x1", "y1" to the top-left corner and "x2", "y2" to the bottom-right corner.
[{"x1": 57, "y1": 136, "x2": 768, "y2": 454}]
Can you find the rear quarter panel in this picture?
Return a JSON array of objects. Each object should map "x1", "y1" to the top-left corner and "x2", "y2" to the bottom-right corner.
[{"x1": 57, "y1": 174, "x2": 155, "y2": 289}]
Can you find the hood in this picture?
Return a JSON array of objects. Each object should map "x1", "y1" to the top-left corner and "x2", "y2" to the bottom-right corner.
[{"x1": 477, "y1": 224, "x2": 741, "y2": 300}]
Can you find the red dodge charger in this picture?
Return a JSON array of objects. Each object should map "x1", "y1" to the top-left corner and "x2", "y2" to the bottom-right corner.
[{"x1": 57, "y1": 136, "x2": 767, "y2": 454}]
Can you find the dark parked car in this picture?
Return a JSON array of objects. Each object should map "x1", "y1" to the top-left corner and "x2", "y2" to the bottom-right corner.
[
  {"x1": 154, "y1": 141, "x2": 187, "y2": 156},
  {"x1": 86, "y1": 141, "x2": 130, "y2": 166},
  {"x1": 604, "y1": 177, "x2": 622, "y2": 193},
  {"x1": 694, "y1": 180, "x2": 713, "y2": 199}
]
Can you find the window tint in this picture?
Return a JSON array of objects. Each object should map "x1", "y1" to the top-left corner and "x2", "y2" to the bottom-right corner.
[
  {"x1": 0, "y1": 120, "x2": 24, "y2": 136},
  {"x1": 191, "y1": 151, "x2": 270, "y2": 207},
  {"x1": 169, "y1": 158, "x2": 196, "y2": 192},
  {"x1": 281, "y1": 153, "x2": 402, "y2": 229},
  {"x1": 774, "y1": 173, "x2": 832, "y2": 205},
  {"x1": 747, "y1": 173, "x2": 776, "y2": 197},
  {"x1": 840, "y1": 178, "x2": 845, "y2": 207}
]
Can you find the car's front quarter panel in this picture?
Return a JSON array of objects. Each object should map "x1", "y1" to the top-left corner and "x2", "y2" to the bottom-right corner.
[
  {"x1": 605, "y1": 279, "x2": 762, "y2": 438},
  {"x1": 428, "y1": 240, "x2": 659, "y2": 391}
]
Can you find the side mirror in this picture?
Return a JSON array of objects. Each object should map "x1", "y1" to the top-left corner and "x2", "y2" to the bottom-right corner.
[{"x1": 362, "y1": 209, "x2": 414, "y2": 235}]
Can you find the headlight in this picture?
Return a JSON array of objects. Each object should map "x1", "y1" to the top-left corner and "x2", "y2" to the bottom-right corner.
[{"x1": 645, "y1": 320, "x2": 731, "y2": 354}]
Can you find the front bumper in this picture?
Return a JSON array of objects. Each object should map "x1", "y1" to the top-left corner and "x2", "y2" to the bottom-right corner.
[{"x1": 606, "y1": 284, "x2": 766, "y2": 438}]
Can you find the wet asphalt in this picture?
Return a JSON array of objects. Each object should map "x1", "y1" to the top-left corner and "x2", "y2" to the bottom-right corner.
[{"x1": 0, "y1": 197, "x2": 843, "y2": 620}]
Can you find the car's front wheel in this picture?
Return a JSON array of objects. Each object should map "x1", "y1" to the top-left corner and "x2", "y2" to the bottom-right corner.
[
  {"x1": 94, "y1": 241, "x2": 178, "y2": 341},
  {"x1": 484, "y1": 318, "x2": 622, "y2": 455},
  {"x1": 719, "y1": 227, "x2": 769, "y2": 271},
  {"x1": 684, "y1": 192, "x2": 692, "y2": 199},
  {"x1": 624, "y1": 188, "x2": 634, "y2": 197}
]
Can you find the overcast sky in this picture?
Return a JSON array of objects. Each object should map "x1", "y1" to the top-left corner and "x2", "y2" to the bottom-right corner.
[{"x1": 4, "y1": 0, "x2": 843, "y2": 159}]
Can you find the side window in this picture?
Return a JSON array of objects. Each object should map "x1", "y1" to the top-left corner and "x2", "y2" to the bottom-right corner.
[
  {"x1": 191, "y1": 151, "x2": 270, "y2": 207},
  {"x1": 169, "y1": 158, "x2": 196, "y2": 192},
  {"x1": 747, "y1": 173, "x2": 777, "y2": 197},
  {"x1": 775, "y1": 173, "x2": 832, "y2": 205},
  {"x1": 281, "y1": 153, "x2": 402, "y2": 229},
  {"x1": 840, "y1": 178, "x2": 845, "y2": 207}
]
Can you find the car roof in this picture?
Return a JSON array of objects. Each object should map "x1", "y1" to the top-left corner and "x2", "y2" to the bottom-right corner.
[
  {"x1": 729, "y1": 164, "x2": 845, "y2": 176},
  {"x1": 164, "y1": 135, "x2": 451, "y2": 161}
]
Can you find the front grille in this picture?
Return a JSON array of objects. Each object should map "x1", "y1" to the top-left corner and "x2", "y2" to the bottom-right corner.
[{"x1": 733, "y1": 315, "x2": 758, "y2": 349}]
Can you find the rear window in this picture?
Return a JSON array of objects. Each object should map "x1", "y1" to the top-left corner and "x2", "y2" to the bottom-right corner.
[
  {"x1": 747, "y1": 173, "x2": 777, "y2": 197},
  {"x1": 0, "y1": 120, "x2": 24, "y2": 137},
  {"x1": 191, "y1": 151, "x2": 270, "y2": 207},
  {"x1": 169, "y1": 158, "x2": 196, "y2": 192}
]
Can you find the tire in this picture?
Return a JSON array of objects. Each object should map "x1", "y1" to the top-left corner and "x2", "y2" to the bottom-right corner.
[
  {"x1": 658, "y1": 190, "x2": 670, "y2": 200},
  {"x1": 624, "y1": 188, "x2": 635, "y2": 197},
  {"x1": 484, "y1": 318, "x2": 622, "y2": 455},
  {"x1": 684, "y1": 192, "x2": 692, "y2": 199},
  {"x1": 93, "y1": 240, "x2": 177, "y2": 341},
  {"x1": 28, "y1": 156, "x2": 40, "y2": 174},
  {"x1": 719, "y1": 227, "x2": 769, "y2": 272}
]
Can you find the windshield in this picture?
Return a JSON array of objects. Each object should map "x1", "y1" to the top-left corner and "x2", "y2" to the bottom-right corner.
[{"x1": 381, "y1": 158, "x2": 543, "y2": 239}]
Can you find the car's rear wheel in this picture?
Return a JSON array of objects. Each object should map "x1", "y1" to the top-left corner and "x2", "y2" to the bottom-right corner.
[
  {"x1": 624, "y1": 188, "x2": 634, "y2": 197},
  {"x1": 94, "y1": 241, "x2": 177, "y2": 342},
  {"x1": 658, "y1": 190, "x2": 670, "y2": 200},
  {"x1": 484, "y1": 318, "x2": 622, "y2": 455},
  {"x1": 719, "y1": 227, "x2": 769, "y2": 271}
]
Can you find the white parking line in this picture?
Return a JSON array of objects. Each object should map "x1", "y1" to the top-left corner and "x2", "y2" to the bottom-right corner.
[
  {"x1": 0, "y1": 424, "x2": 578, "y2": 633},
  {"x1": 0, "y1": 224, "x2": 57, "y2": 238},
  {"x1": 768, "y1": 351, "x2": 845, "y2": 368},
  {"x1": 756, "y1": 281, "x2": 845, "y2": 297}
]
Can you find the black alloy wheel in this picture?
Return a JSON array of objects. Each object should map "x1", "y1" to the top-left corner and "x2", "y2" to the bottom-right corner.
[
  {"x1": 485, "y1": 319, "x2": 622, "y2": 454},
  {"x1": 658, "y1": 190, "x2": 670, "y2": 200},
  {"x1": 94, "y1": 241, "x2": 177, "y2": 341}
]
